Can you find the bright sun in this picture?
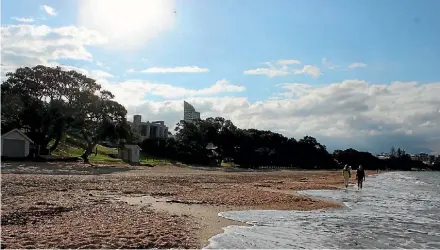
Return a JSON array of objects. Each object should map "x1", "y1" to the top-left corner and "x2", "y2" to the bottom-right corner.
[{"x1": 77, "y1": 0, "x2": 175, "y2": 50}]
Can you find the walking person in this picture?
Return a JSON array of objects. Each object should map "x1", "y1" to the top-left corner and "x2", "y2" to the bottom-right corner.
[
  {"x1": 342, "y1": 164, "x2": 351, "y2": 188},
  {"x1": 356, "y1": 165, "x2": 366, "y2": 190}
]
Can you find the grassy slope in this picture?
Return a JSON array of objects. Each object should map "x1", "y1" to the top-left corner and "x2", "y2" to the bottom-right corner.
[
  {"x1": 52, "y1": 141, "x2": 123, "y2": 163},
  {"x1": 51, "y1": 134, "x2": 171, "y2": 164}
]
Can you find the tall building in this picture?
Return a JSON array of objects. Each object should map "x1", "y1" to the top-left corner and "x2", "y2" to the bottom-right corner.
[
  {"x1": 131, "y1": 115, "x2": 168, "y2": 141},
  {"x1": 184, "y1": 101, "x2": 200, "y2": 122}
]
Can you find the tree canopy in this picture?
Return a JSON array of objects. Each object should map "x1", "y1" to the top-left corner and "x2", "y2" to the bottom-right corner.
[
  {"x1": 141, "y1": 119, "x2": 436, "y2": 171},
  {"x1": 141, "y1": 118, "x2": 338, "y2": 169},
  {"x1": 141, "y1": 117, "x2": 434, "y2": 170},
  {"x1": 1, "y1": 65, "x2": 130, "y2": 162}
]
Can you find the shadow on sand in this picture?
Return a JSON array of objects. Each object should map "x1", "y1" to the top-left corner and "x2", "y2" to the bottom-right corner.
[{"x1": 1, "y1": 161, "x2": 133, "y2": 175}]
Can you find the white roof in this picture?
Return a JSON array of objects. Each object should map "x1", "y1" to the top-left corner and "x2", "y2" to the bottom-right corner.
[
  {"x1": 1, "y1": 128, "x2": 34, "y2": 143},
  {"x1": 123, "y1": 144, "x2": 142, "y2": 150}
]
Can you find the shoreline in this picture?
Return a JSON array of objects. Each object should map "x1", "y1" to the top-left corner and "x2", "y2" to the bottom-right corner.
[
  {"x1": 204, "y1": 171, "x2": 435, "y2": 249},
  {"x1": 110, "y1": 194, "x2": 248, "y2": 248},
  {"x1": 1, "y1": 162, "x2": 383, "y2": 249},
  {"x1": 197, "y1": 169, "x2": 383, "y2": 248}
]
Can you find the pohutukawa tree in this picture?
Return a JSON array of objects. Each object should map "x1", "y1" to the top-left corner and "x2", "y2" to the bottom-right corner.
[
  {"x1": 1, "y1": 65, "x2": 130, "y2": 162},
  {"x1": 72, "y1": 90, "x2": 128, "y2": 162}
]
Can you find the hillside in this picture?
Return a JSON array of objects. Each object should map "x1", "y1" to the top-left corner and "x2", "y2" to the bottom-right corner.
[
  {"x1": 51, "y1": 136, "x2": 122, "y2": 164},
  {"x1": 50, "y1": 134, "x2": 170, "y2": 164}
]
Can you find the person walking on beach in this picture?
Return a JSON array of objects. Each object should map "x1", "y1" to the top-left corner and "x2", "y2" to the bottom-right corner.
[
  {"x1": 356, "y1": 165, "x2": 366, "y2": 190},
  {"x1": 342, "y1": 164, "x2": 351, "y2": 188}
]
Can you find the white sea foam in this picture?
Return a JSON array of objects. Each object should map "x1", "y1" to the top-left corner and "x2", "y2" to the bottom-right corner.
[{"x1": 204, "y1": 172, "x2": 440, "y2": 249}]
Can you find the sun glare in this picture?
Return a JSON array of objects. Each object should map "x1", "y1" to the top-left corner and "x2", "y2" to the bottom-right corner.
[{"x1": 77, "y1": 0, "x2": 175, "y2": 50}]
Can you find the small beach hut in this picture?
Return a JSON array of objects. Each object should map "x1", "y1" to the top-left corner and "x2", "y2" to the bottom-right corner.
[
  {"x1": 1, "y1": 128, "x2": 34, "y2": 158},
  {"x1": 119, "y1": 144, "x2": 142, "y2": 163}
]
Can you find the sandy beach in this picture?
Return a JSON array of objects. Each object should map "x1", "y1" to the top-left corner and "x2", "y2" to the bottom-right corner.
[{"x1": 1, "y1": 162, "x2": 375, "y2": 249}]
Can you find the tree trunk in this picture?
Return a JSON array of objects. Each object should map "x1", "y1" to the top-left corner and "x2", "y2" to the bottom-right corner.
[
  {"x1": 40, "y1": 138, "x2": 52, "y2": 155},
  {"x1": 49, "y1": 131, "x2": 63, "y2": 153},
  {"x1": 81, "y1": 142, "x2": 97, "y2": 163},
  {"x1": 80, "y1": 131, "x2": 97, "y2": 163}
]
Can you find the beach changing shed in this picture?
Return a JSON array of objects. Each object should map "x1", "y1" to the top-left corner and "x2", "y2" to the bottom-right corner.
[
  {"x1": 119, "y1": 144, "x2": 142, "y2": 163},
  {"x1": 1, "y1": 129, "x2": 34, "y2": 158}
]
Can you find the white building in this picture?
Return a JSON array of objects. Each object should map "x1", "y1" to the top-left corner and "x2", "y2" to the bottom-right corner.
[
  {"x1": 184, "y1": 101, "x2": 200, "y2": 122},
  {"x1": 132, "y1": 115, "x2": 169, "y2": 141},
  {"x1": 376, "y1": 153, "x2": 390, "y2": 160},
  {"x1": 1, "y1": 129, "x2": 34, "y2": 158},
  {"x1": 118, "y1": 144, "x2": 142, "y2": 163}
]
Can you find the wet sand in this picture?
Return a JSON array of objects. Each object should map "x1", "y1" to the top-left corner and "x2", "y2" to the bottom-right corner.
[
  {"x1": 1, "y1": 162, "x2": 376, "y2": 249},
  {"x1": 110, "y1": 194, "x2": 247, "y2": 246}
]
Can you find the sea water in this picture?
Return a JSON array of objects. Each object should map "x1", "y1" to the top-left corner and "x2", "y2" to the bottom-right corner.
[{"x1": 205, "y1": 172, "x2": 440, "y2": 249}]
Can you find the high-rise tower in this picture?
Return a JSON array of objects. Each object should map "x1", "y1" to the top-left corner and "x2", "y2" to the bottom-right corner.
[{"x1": 183, "y1": 101, "x2": 200, "y2": 122}]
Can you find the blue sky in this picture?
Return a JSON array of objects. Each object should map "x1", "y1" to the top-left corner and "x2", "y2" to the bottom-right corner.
[{"x1": 1, "y1": 0, "x2": 440, "y2": 153}]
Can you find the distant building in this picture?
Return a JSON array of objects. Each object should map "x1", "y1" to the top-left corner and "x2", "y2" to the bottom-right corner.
[
  {"x1": 376, "y1": 153, "x2": 390, "y2": 160},
  {"x1": 131, "y1": 115, "x2": 168, "y2": 141},
  {"x1": 410, "y1": 153, "x2": 430, "y2": 162},
  {"x1": 184, "y1": 101, "x2": 200, "y2": 122}
]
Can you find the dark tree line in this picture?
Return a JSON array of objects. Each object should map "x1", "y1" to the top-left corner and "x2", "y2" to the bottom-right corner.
[
  {"x1": 140, "y1": 118, "x2": 436, "y2": 171},
  {"x1": 1, "y1": 66, "x2": 134, "y2": 162},
  {"x1": 332, "y1": 148, "x2": 436, "y2": 171}
]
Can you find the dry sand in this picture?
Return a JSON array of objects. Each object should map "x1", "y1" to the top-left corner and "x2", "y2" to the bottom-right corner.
[{"x1": 1, "y1": 162, "x2": 376, "y2": 249}]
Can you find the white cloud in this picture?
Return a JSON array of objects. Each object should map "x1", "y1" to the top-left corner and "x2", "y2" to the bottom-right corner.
[
  {"x1": 1, "y1": 24, "x2": 108, "y2": 77},
  {"x1": 244, "y1": 59, "x2": 301, "y2": 77},
  {"x1": 91, "y1": 70, "x2": 114, "y2": 79},
  {"x1": 277, "y1": 59, "x2": 301, "y2": 65},
  {"x1": 322, "y1": 58, "x2": 366, "y2": 71},
  {"x1": 126, "y1": 68, "x2": 135, "y2": 73},
  {"x1": 322, "y1": 57, "x2": 339, "y2": 70},
  {"x1": 348, "y1": 62, "x2": 367, "y2": 69},
  {"x1": 275, "y1": 83, "x2": 314, "y2": 98},
  {"x1": 95, "y1": 61, "x2": 110, "y2": 70},
  {"x1": 10, "y1": 17, "x2": 35, "y2": 23},
  {"x1": 243, "y1": 68, "x2": 290, "y2": 77},
  {"x1": 101, "y1": 79, "x2": 245, "y2": 104},
  {"x1": 141, "y1": 66, "x2": 209, "y2": 73},
  {"x1": 244, "y1": 59, "x2": 321, "y2": 78},
  {"x1": 294, "y1": 65, "x2": 322, "y2": 78},
  {"x1": 77, "y1": 0, "x2": 176, "y2": 50},
  {"x1": 42, "y1": 5, "x2": 57, "y2": 16},
  {"x1": 111, "y1": 79, "x2": 440, "y2": 153}
]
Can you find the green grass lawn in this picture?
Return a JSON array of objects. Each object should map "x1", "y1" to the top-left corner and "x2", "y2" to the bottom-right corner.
[
  {"x1": 50, "y1": 135, "x2": 171, "y2": 164},
  {"x1": 51, "y1": 138, "x2": 123, "y2": 164},
  {"x1": 52, "y1": 142, "x2": 123, "y2": 163},
  {"x1": 220, "y1": 161, "x2": 236, "y2": 167}
]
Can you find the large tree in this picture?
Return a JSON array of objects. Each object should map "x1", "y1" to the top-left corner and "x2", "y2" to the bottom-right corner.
[
  {"x1": 204, "y1": 117, "x2": 239, "y2": 160},
  {"x1": 1, "y1": 65, "x2": 128, "y2": 161},
  {"x1": 1, "y1": 66, "x2": 101, "y2": 153},
  {"x1": 71, "y1": 90, "x2": 128, "y2": 162}
]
